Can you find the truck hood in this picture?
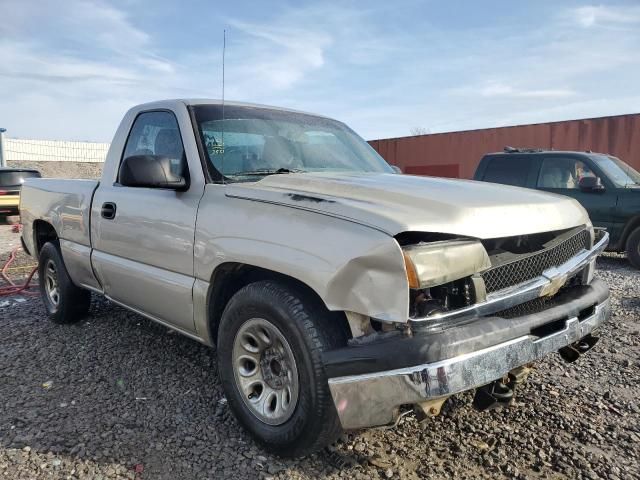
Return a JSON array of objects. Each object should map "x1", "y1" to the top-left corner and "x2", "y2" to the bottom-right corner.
[{"x1": 225, "y1": 172, "x2": 589, "y2": 239}]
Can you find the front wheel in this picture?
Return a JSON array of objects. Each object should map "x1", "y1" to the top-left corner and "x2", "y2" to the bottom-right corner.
[
  {"x1": 217, "y1": 281, "x2": 348, "y2": 457},
  {"x1": 626, "y1": 227, "x2": 640, "y2": 269},
  {"x1": 38, "y1": 242, "x2": 91, "y2": 324}
]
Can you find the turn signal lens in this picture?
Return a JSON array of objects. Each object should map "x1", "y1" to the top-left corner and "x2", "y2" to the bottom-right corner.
[{"x1": 403, "y1": 252, "x2": 420, "y2": 289}]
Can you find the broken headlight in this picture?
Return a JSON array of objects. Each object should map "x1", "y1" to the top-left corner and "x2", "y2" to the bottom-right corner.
[
  {"x1": 402, "y1": 239, "x2": 491, "y2": 289},
  {"x1": 403, "y1": 240, "x2": 491, "y2": 317}
]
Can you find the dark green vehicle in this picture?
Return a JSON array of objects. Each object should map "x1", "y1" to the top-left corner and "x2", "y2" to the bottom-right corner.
[{"x1": 474, "y1": 148, "x2": 640, "y2": 268}]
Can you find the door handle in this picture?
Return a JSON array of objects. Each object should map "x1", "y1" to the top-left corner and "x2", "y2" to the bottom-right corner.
[{"x1": 101, "y1": 202, "x2": 117, "y2": 220}]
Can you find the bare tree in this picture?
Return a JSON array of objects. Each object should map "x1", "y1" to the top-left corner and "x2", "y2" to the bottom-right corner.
[{"x1": 410, "y1": 126, "x2": 431, "y2": 136}]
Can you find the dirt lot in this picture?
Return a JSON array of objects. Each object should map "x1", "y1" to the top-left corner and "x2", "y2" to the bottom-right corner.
[{"x1": 0, "y1": 224, "x2": 638, "y2": 479}]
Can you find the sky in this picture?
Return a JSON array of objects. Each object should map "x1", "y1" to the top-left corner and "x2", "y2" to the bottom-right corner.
[{"x1": 1, "y1": 0, "x2": 640, "y2": 142}]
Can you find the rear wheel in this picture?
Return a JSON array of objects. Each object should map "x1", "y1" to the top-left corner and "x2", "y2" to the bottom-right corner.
[
  {"x1": 217, "y1": 280, "x2": 347, "y2": 457},
  {"x1": 626, "y1": 227, "x2": 640, "y2": 269},
  {"x1": 38, "y1": 242, "x2": 91, "y2": 324}
]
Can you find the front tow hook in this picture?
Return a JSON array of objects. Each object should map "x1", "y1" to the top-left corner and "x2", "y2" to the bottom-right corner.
[
  {"x1": 558, "y1": 334, "x2": 599, "y2": 363},
  {"x1": 473, "y1": 380, "x2": 514, "y2": 412},
  {"x1": 472, "y1": 365, "x2": 532, "y2": 412}
]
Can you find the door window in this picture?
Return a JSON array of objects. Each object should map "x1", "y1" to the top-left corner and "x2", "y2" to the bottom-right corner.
[
  {"x1": 122, "y1": 111, "x2": 185, "y2": 177},
  {"x1": 591, "y1": 154, "x2": 640, "y2": 187},
  {"x1": 537, "y1": 158, "x2": 594, "y2": 189},
  {"x1": 482, "y1": 156, "x2": 532, "y2": 187}
]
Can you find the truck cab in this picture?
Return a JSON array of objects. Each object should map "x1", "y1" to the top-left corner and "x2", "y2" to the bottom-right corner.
[{"x1": 475, "y1": 149, "x2": 640, "y2": 268}]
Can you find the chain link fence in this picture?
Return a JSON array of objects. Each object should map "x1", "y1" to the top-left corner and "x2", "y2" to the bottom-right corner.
[
  {"x1": 0, "y1": 136, "x2": 106, "y2": 178},
  {"x1": 4, "y1": 138, "x2": 109, "y2": 163}
]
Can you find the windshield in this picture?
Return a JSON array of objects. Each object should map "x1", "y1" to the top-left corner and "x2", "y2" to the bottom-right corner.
[
  {"x1": 192, "y1": 105, "x2": 393, "y2": 182},
  {"x1": 591, "y1": 155, "x2": 640, "y2": 187}
]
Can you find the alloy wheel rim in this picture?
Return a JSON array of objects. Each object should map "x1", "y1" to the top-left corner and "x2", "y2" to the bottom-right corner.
[
  {"x1": 44, "y1": 259, "x2": 60, "y2": 306},
  {"x1": 232, "y1": 318, "x2": 299, "y2": 425}
]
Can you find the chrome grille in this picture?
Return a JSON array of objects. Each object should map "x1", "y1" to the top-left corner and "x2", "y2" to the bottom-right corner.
[{"x1": 481, "y1": 229, "x2": 591, "y2": 294}]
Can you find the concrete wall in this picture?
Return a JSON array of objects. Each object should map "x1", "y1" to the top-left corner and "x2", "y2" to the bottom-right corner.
[
  {"x1": 7, "y1": 160, "x2": 103, "y2": 179},
  {"x1": 369, "y1": 113, "x2": 640, "y2": 179}
]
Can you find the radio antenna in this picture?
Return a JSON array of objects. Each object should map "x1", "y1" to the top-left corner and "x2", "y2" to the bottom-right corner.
[{"x1": 221, "y1": 29, "x2": 226, "y2": 185}]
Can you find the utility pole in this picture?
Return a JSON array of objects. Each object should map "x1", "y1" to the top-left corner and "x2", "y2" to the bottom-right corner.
[{"x1": 0, "y1": 128, "x2": 6, "y2": 168}]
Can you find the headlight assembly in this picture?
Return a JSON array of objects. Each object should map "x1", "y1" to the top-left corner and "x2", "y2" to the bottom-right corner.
[{"x1": 402, "y1": 240, "x2": 491, "y2": 289}]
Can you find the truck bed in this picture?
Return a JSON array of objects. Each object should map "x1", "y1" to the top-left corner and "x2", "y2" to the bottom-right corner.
[{"x1": 20, "y1": 178, "x2": 100, "y2": 290}]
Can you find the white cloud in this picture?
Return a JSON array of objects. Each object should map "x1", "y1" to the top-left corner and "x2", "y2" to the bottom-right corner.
[
  {"x1": 222, "y1": 4, "x2": 398, "y2": 96},
  {"x1": 0, "y1": 1, "x2": 392, "y2": 140},
  {"x1": 1, "y1": 1, "x2": 640, "y2": 142},
  {"x1": 454, "y1": 82, "x2": 576, "y2": 99},
  {"x1": 378, "y1": 3, "x2": 640, "y2": 138},
  {"x1": 227, "y1": 20, "x2": 332, "y2": 90},
  {"x1": 0, "y1": 0, "x2": 183, "y2": 140},
  {"x1": 1, "y1": 40, "x2": 140, "y2": 84},
  {"x1": 572, "y1": 4, "x2": 640, "y2": 28},
  {"x1": 494, "y1": 95, "x2": 640, "y2": 128}
]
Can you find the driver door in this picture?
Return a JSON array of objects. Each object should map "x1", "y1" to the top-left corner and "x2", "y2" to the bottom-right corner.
[{"x1": 91, "y1": 110, "x2": 204, "y2": 333}]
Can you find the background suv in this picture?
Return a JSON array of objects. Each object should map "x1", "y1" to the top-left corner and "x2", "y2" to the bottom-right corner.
[{"x1": 474, "y1": 149, "x2": 640, "y2": 268}]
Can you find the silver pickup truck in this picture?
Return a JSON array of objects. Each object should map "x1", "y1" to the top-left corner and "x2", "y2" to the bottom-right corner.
[{"x1": 20, "y1": 99, "x2": 611, "y2": 457}]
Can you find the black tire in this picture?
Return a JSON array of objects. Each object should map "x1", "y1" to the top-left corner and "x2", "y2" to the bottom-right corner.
[
  {"x1": 38, "y1": 242, "x2": 91, "y2": 324},
  {"x1": 217, "y1": 280, "x2": 348, "y2": 457},
  {"x1": 626, "y1": 227, "x2": 640, "y2": 269}
]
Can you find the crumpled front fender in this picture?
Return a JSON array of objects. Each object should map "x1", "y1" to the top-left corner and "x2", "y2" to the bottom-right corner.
[
  {"x1": 194, "y1": 187, "x2": 410, "y2": 326},
  {"x1": 325, "y1": 242, "x2": 409, "y2": 322}
]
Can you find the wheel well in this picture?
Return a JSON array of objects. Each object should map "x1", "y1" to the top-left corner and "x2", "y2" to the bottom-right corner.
[
  {"x1": 207, "y1": 263, "x2": 349, "y2": 344},
  {"x1": 621, "y1": 216, "x2": 640, "y2": 250},
  {"x1": 33, "y1": 220, "x2": 58, "y2": 257}
]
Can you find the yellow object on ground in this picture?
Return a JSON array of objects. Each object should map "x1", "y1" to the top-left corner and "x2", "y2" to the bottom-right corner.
[{"x1": 0, "y1": 194, "x2": 20, "y2": 211}]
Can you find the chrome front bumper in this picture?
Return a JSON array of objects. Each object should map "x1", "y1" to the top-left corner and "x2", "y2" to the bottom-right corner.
[{"x1": 329, "y1": 297, "x2": 610, "y2": 430}]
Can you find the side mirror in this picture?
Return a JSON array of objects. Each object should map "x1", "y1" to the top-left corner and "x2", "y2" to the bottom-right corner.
[
  {"x1": 390, "y1": 165, "x2": 403, "y2": 174},
  {"x1": 578, "y1": 176, "x2": 605, "y2": 193},
  {"x1": 119, "y1": 155, "x2": 189, "y2": 190}
]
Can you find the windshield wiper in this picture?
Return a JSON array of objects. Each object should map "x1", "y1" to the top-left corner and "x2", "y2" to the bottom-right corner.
[{"x1": 229, "y1": 168, "x2": 306, "y2": 177}]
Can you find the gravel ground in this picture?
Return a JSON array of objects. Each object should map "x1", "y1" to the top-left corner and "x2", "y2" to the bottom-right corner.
[{"x1": 0, "y1": 225, "x2": 638, "y2": 480}]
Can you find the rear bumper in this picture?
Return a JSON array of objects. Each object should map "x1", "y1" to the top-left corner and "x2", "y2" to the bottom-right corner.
[{"x1": 328, "y1": 291, "x2": 610, "y2": 430}]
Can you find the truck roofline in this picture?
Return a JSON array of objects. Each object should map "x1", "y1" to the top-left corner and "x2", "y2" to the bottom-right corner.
[
  {"x1": 484, "y1": 150, "x2": 614, "y2": 157},
  {"x1": 130, "y1": 98, "x2": 329, "y2": 120}
]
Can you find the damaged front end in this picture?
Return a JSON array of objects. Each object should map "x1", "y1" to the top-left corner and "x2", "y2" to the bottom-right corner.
[
  {"x1": 405, "y1": 225, "x2": 597, "y2": 326},
  {"x1": 325, "y1": 226, "x2": 611, "y2": 430}
]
